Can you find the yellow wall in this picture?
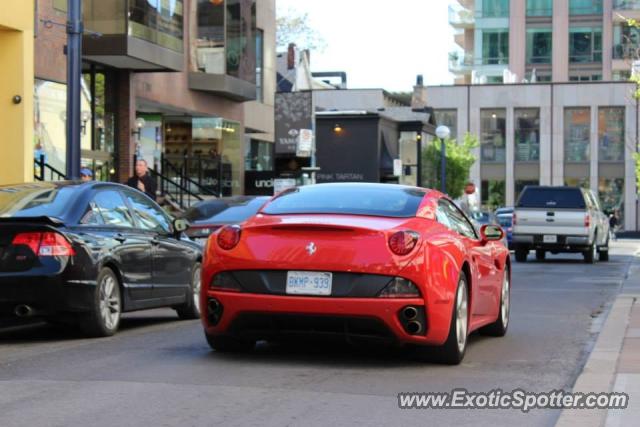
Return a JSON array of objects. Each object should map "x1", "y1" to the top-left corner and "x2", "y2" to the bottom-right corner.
[{"x1": 0, "y1": 1, "x2": 35, "y2": 185}]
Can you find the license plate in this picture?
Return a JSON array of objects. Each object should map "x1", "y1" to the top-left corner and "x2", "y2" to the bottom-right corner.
[
  {"x1": 543, "y1": 235, "x2": 557, "y2": 243},
  {"x1": 286, "y1": 271, "x2": 332, "y2": 296}
]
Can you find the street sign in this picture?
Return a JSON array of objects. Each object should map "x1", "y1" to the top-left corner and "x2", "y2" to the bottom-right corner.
[{"x1": 296, "y1": 129, "x2": 313, "y2": 157}]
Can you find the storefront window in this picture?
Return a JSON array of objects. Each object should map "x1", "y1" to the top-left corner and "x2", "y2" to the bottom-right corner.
[
  {"x1": 480, "y1": 109, "x2": 506, "y2": 163},
  {"x1": 598, "y1": 108, "x2": 625, "y2": 162},
  {"x1": 481, "y1": 30, "x2": 509, "y2": 65},
  {"x1": 526, "y1": 28, "x2": 552, "y2": 64},
  {"x1": 526, "y1": 0, "x2": 552, "y2": 16},
  {"x1": 129, "y1": 0, "x2": 184, "y2": 52},
  {"x1": 245, "y1": 140, "x2": 273, "y2": 171},
  {"x1": 481, "y1": 180, "x2": 506, "y2": 209},
  {"x1": 564, "y1": 108, "x2": 590, "y2": 163},
  {"x1": 598, "y1": 178, "x2": 624, "y2": 216},
  {"x1": 434, "y1": 110, "x2": 457, "y2": 141},
  {"x1": 515, "y1": 109, "x2": 540, "y2": 162},
  {"x1": 569, "y1": 27, "x2": 602, "y2": 63},
  {"x1": 163, "y1": 116, "x2": 242, "y2": 196}
]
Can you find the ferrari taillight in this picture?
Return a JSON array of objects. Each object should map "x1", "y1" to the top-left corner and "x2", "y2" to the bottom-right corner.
[
  {"x1": 388, "y1": 230, "x2": 419, "y2": 256},
  {"x1": 217, "y1": 225, "x2": 242, "y2": 250},
  {"x1": 12, "y1": 232, "x2": 76, "y2": 257}
]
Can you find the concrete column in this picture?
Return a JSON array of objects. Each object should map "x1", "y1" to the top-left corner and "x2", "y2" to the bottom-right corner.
[
  {"x1": 624, "y1": 103, "x2": 637, "y2": 230},
  {"x1": 603, "y1": 0, "x2": 613, "y2": 81},
  {"x1": 552, "y1": 0, "x2": 569, "y2": 82},
  {"x1": 509, "y1": 0, "x2": 526, "y2": 81},
  {"x1": 590, "y1": 106, "x2": 599, "y2": 192},
  {"x1": 0, "y1": 18, "x2": 34, "y2": 185},
  {"x1": 505, "y1": 107, "x2": 515, "y2": 205},
  {"x1": 539, "y1": 102, "x2": 553, "y2": 185},
  {"x1": 469, "y1": 101, "x2": 482, "y2": 200},
  {"x1": 552, "y1": 88, "x2": 565, "y2": 185}
]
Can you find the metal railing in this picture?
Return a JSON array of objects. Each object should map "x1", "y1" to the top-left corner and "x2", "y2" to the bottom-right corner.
[
  {"x1": 613, "y1": 43, "x2": 640, "y2": 60},
  {"x1": 34, "y1": 156, "x2": 67, "y2": 181},
  {"x1": 148, "y1": 167, "x2": 203, "y2": 210},
  {"x1": 448, "y1": 5, "x2": 475, "y2": 26},
  {"x1": 614, "y1": 0, "x2": 640, "y2": 10}
]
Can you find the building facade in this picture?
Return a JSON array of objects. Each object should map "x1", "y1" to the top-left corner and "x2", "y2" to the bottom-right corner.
[
  {"x1": 19, "y1": 0, "x2": 276, "y2": 199},
  {"x1": 449, "y1": 0, "x2": 640, "y2": 84}
]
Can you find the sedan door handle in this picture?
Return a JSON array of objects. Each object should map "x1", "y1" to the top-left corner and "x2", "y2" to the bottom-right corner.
[
  {"x1": 151, "y1": 238, "x2": 160, "y2": 246},
  {"x1": 114, "y1": 234, "x2": 126, "y2": 243}
]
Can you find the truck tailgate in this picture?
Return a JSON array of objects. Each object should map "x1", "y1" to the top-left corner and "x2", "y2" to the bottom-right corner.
[{"x1": 514, "y1": 208, "x2": 588, "y2": 236}]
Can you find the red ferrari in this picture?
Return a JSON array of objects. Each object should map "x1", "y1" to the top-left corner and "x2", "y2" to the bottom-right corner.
[{"x1": 201, "y1": 183, "x2": 510, "y2": 364}]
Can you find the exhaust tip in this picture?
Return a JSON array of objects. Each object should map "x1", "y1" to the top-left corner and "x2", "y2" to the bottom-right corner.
[
  {"x1": 15, "y1": 305, "x2": 33, "y2": 318},
  {"x1": 406, "y1": 321, "x2": 422, "y2": 335},
  {"x1": 402, "y1": 306, "x2": 418, "y2": 320},
  {"x1": 207, "y1": 299, "x2": 220, "y2": 314}
]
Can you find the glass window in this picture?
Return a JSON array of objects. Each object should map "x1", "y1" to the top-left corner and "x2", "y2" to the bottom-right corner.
[
  {"x1": 481, "y1": 0, "x2": 509, "y2": 17},
  {"x1": 128, "y1": 0, "x2": 184, "y2": 52},
  {"x1": 565, "y1": 178, "x2": 590, "y2": 188},
  {"x1": 598, "y1": 178, "x2": 624, "y2": 215},
  {"x1": 526, "y1": 28, "x2": 552, "y2": 64},
  {"x1": 434, "y1": 110, "x2": 457, "y2": 141},
  {"x1": 481, "y1": 30, "x2": 509, "y2": 65},
  {"x1": 598, "y1": 108, "x2": 625, "y2": 162},
  {"x1": 245, "y1": 139, "x2": 273, "y2": 171},
  {"x1": 515, "y1": 109, "x2": 540, "y2": 162},
  {"x1": 123, "y1": 190, "x2": 171, "y2": 233},
  {"x1": 195, "y1": 0, "x2": 225, "y2": 74},
  {"x1": 480, "y1": 109, "x2": 506, "y2": 163},
  {"x1": 0, "y1": 186, "x2": 77, "y2": 219},
  {"x1": 613, "y1": 70, "x2": 631, "y2": 81},
  {"x1": 570, "y1": 0, "x2": 603, "y2": 14},
  {"x1": 568, "y1": 73, "x2": 603, "y2": 81},
  {"x1": 84, "y1": 0, "x2": 127, "y2": 35},
  {"x1": 515, "y1": 180, "x2": 539, "y2": 202},
  {"x1": 516, "y1": 187, "x2": 586, "y2": 208},
  {"x1": 569, "y1": 27, "x2": 602, "y2": 63},
  {"x1": 481, "y1": 180, "x2": 506, "y2": 209},
  {"x1": 438, "y1": 199, "x2": 477, "y2": 239},
  {"x1": 486, "y1": 76, "x2": 504, "y2": 84},
  {"x1": 226, "y1": 0, "x2": 257, "y2": 83},
  {"x1": 92, "y1": 190, "x2": 136, "y2": 228},
  {"x1": 262, "y1": 185, "x2": 427, "y2": 218},
  {"x1": 256, "y1": 29, "x2": 264, "y2": 102},
  {"x1": 527, "y1": 0, "x2": 553, "y2": 16},
  {"x1": 186, "y1": 197, "x2": 268, "y2": 223},
  {"x1": 564, "y1": 108, "x2": 591, "y2": 163},
  {"x1": 79, "y1": 201, "x2": 105, "y2": 225},
  {"x1": 613, "y1": 24, "x2": 640, "y2": 60}
]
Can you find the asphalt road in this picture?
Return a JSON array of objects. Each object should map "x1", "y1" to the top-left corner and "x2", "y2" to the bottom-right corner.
[{"x1": 1, "y1": 241, "x2": 638, "y2": 427}]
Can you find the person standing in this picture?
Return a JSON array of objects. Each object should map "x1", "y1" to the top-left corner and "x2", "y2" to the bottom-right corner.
[
  {"x1": 80, "y1": 168, "x2": 93, "y2": 182},
  {"x1": 126, "y1": 159, "x2": 157, "y2": 201}
]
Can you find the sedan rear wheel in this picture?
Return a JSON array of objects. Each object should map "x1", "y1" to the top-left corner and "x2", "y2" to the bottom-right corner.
[
  {"x1": 176, "y1": 262, "x2": 202, "y2": 320},
  {"x1": 81, "y1": 267, "x2": 121, "y2": 337}
]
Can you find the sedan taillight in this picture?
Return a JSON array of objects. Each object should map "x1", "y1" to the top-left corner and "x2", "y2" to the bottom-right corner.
[
  {"x1": 388, "y1": 230, "x2": 419, "y2": 256},
  {"x1": 217, "y1": 225, "x2": 242, "y2": 250},
  {"x1": 12, "y1": 232, "x2": 76, "y2": 257}
]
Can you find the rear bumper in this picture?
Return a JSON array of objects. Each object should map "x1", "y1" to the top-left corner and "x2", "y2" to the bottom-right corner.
[
  {"x1": 0, "y1": 276, "x2": 97, "y2": 317},
  {"x1": 201, "y1": 291, "x2": 447, "y2": 346},
  {"x1": 513, "y1": 234, "x2": 591, "y2": 252}
]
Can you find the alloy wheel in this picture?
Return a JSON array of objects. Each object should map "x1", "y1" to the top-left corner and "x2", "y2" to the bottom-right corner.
[
  {"x1": 456, "y1": 281, "x2": 468, "y2": 353},
  {"x1": 99, "y1": 274, "x2": 120, "y2": 330},
  {"x1": 501, "y1": 271, "x2": 510, "y2": 329},
  {"x1": 192, "y1": 265, "x2": 202, "y2": 314}
]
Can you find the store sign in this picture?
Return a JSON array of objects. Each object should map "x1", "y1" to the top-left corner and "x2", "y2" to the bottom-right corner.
[
  {"x1": 244, "y1": 171, "x2": 275, "y2": 196},
  {"x1": 274, "y1": 178, "x2": 297, "y2": 194},
  {"x1": 296, "y1": 129, "x2": 314, "y2": 157},
  {"x1": 275, "y1": 92, "x2": 314, "y2": 154}
]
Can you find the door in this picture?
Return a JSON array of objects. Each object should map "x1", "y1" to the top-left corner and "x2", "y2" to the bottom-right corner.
[
  {"x1": 122, "y1": 190, "x2": 192, "y2": 301},
  {"x1": 84, "y1": 190, "x2": 154, "y2": 301},
  {"x1": 439, "y1": 199, "x2": 497, "y2": 316}
]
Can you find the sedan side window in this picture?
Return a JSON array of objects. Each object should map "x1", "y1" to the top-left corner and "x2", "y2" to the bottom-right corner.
[
  {"x1": 124, "y1": 191, "x2": 172, "y2": 234},
  {"x1": 91, "y1": 191, "x2": 136, "y2": 228}
]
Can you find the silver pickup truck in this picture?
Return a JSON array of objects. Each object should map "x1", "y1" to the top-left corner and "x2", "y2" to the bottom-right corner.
[{"x1": 512, "y1": 186, "x2": 610, "y2": 264}]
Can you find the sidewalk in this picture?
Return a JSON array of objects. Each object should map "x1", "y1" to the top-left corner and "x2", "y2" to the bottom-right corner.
[{"x1": 556, "y1": 240, "x2": 640, "y2": 427}]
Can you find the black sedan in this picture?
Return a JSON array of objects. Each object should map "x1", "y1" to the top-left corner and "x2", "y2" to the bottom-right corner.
[
  {"x1": 183, "y1": 196, "x2": 271, "y2": 242},
  {"x1": 0, "y1": 181, "x2": 202, "y2": 337}
]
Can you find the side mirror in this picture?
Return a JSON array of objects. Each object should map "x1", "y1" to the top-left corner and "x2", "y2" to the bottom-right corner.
[
  {"x1": 173, "y1": 218, "x2": 190, "y2": 234},
  {"x1": 480, "y1": 224, "x2": 504, "y2": 243}
]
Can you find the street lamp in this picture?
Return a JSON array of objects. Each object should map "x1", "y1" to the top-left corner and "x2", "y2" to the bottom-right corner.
[{"x1": 435, "y1": 125, "x2": 451, "y2": 194}]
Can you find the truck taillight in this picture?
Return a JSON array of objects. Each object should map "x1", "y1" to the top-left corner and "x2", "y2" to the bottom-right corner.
[
  {"x1": 12, "y1": 232, "x2": 76, "y2": 257},
  {"x1": 585, "y1": 214, "x2": 591, "y2": 227},
  {"x1": 512, "y1": 213, "x2": 517, "y2": 226}
]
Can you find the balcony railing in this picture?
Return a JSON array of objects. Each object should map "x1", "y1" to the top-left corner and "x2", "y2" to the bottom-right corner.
[
  {"x1": 449, "y1": 5, "x2": 475, "y2": 27},
  {"x1": 614, "y1": 0, "x2": 640, "y2": 10},
  {"x1": 613, "y1": 43, "x2": 640, "y2": 59}
]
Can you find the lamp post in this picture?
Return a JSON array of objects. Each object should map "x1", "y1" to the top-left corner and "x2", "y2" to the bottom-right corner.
[
  {"x1": 435, "y1": 125, "x2": 451, "y2": 194},
  {"x1": 66, "y1": 0, "x2": 83, "y2": 180}
]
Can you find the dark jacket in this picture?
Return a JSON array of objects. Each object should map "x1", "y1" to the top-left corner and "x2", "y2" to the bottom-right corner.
[{"x1": 127, "y1": 173, "x2": 157, "y2": 201}]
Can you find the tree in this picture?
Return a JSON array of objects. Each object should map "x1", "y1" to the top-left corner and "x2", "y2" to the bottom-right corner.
[
  {"x1": 276, "y1": 7, "x2": 326, "y2": 52},
  {"x1": 421, "y1": 133, "x2": 478, "y2": 199}
]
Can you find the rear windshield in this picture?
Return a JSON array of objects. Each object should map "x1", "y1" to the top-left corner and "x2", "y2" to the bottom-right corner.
[
  {"x1": 516, "y1": 187, "x2": 585, "y2": 209},
  {"x1": 262, "y1": 185, "x2": 426, "y2": 218},
  {"x1": 185, "y1": 198, "x2": 267, "y2": 223},
  {"x1": 0, "y1": 185, "x2": 76, "y2": 219}
]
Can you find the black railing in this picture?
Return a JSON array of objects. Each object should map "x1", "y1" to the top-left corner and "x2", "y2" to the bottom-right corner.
[
  {"x1": 161, "y1": 154, "x2": 232, "y2": 198},
  {"x1": 34, "y1": 155, "x2": 67, "y2": 181},
  {"x1": 149, "y1": 167, "x2": 204, "y2": 210}
]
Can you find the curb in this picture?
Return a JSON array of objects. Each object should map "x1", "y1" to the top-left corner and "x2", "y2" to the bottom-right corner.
[{"x1": 555, "y1": 249, "x2": 640, "y2": 427}]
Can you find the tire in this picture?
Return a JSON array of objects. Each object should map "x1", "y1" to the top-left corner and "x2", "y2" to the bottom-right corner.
[
  {"x1": 535, "y1": 250, "x2": 545, "y2": 261},
  {"x1": 598, "y1": 236, "x2": 610, "y2": 262},
  {"x1": 80, "y1": 267, "x2": 121, "y2": 337},
  {"x1": 175, "y1": 262, "x2": 202, "y2": 320},
  {"x1": 583, "y1": 242, "x2": 597, "y2": 264},
  {"x1": 480, "y1": 267, "x2": 510, "y2": 337},
  {"x1": 435, "y1": 273, "x2": 469, "y2": 365},
  {"x1": 515, "y1": 249, "x2": 528, "y2": 262},
  {"x1": 205, "y1": 333, "x2": 255, "y2": 353}
]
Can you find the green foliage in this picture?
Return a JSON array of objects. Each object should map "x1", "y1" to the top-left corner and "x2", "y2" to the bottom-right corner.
[
  {"x1": 628, "y1": 18, "x2": 640, "y2": 192},
  {"x1": 635, "y1": 152, "x2": 640, "y2": 190},
  {"x1": 276, "y1": 8, "x2": 326, "y2": 52},
  {"x1": 421, "y1": 133, "x2": 478, "y2": 199}
]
